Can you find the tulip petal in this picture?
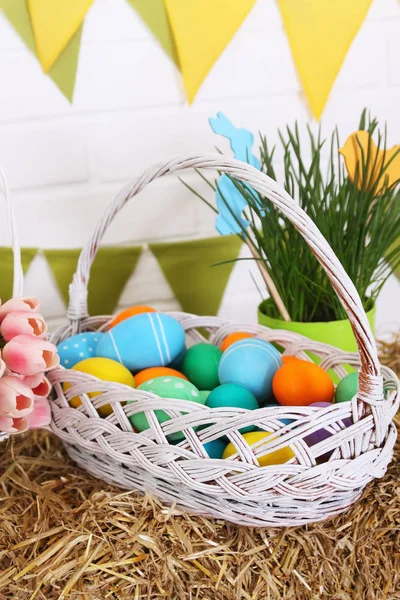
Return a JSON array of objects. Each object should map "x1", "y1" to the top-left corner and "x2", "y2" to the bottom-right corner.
[
  {"x1": 0, "y1": 416, "x2": 29, "y2": 434},
  {"x1": 1, "y1": 312, "x2": 47, "y2": 342},
  {"x1": 0, "y1": 297, "x2": 40, "y2": 322},
  {"x1": 27, "y1": 398, "x2": 51, "y2": 429},
  {"x1": 0, "y1": 376, "x2": 34, "y2": 417},
  {"x1": 3, "y1": 335, "x2": 59, "y2": 376}
]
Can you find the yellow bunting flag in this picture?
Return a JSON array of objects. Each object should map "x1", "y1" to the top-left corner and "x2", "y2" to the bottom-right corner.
[
  {"x1": 1, "y1": 0, "x2": 83, "y2": 101},
  {"x1": 164, "y1": 0, "x2": 256, "y2": 102},
  {"x1": 28, "y1": 0, "x2": 94, "y2": 72},
  {"x1": 339, "y1": 130, "x2": 400, "y2": 193},
  {"x1": 277, "y1": 0, "x2": 373, "y2": 120}
]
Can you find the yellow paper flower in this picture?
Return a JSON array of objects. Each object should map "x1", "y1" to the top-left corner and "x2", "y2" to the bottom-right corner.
[{"x1": 339, "y1": 130, "x2": 400, "y2": 193}]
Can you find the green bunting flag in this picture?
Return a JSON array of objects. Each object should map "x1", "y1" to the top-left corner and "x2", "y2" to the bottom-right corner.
[
  {"x1": 44, "y1": 246, "x2": 142, "y2": 315},
  {"x1": 0, "y1": 247, "x2": 37, "y2": 302},
  {"x1": 150, "y1": 236, "x2": 242, "y2": 316},
  {"x1": 0, "y1": 0, "x2": 82, "y2": 101},
  {"x1": 127, "y1": 0, "x2": 179, "y2": 66}
]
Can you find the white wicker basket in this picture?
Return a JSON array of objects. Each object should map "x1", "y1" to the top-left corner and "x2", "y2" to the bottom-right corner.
[{"x1": 48, "y1": 155, "x2": 399, "y2": 527}]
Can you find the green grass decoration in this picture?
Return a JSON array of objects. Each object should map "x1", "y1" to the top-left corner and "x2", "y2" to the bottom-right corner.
[{"x1": 185, "y1": 111, "x2": 400, "y2": 322}]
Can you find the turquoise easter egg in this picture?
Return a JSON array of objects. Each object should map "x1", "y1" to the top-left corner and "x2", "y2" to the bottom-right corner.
[
  {"x1": 96, "y1": 312, "x2": 185, "y2": 372},
  {"x1": 335, "y1": 372, "x2": 358, "y2": 403},
  {"x1": 180, "y1": 343, "x2": 222, "y2": 390},
  {"x1": 203, "y1": 438, "x2": 227, "y2": 459},
  {"x1": 129, "y1": 376, "x2": 205, "y2": 441},
  {"x1": 218, "y1": 338, "x2": 282, "y2": 401},
  {"x1": 206, "y1": 383, "x2": 259, "y2": 434},
  {"x1": 57, "y1": 332, "x2": 104, "y2": 368}
]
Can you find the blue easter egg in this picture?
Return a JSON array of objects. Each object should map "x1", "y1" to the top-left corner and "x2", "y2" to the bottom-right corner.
[
  {"x1": 206, "y1": 383, "x2": 259, "y2": 434},
  {"x1": 96, "y1": 312, "x2": 185, "y2": 372},
  {"x1": 57, "y1": 332, "x2": 104, "y2": 368},
  {"x1": 218, "y1": 338, "x2": 281, "y2": 401},
  {"x1": 203, "y1": 438, "x2": 227, "y2": 459}
]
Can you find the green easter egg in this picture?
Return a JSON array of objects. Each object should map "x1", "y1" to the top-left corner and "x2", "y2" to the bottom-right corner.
[
  {"x1": 130, "y1": 376, "x2": 205, "y2": 441},
  {"x1": 203, "y1": 438, "x2": 227, "y2": 459},
  {"x1": 206, "y1": 383, "x2": 259, "y2": 434},
  {"x1": 335, "y1": 372, "x2": 358, "y2": 403},
  {"x1": 199, "y1": 390, "x2": 211, "y2": 403},
  {"x1": 181, "y1": 343, "x2": 222, "y2": 390}
]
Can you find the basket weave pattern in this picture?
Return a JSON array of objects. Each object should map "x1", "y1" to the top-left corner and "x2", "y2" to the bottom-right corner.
[{"x1": 48, "y1": 155, "x2": 399, "y2": 527}]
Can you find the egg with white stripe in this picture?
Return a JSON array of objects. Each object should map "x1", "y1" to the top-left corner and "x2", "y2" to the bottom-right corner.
[
  {"x1": 218, "y1": 338, "x2": 282, "y2": 401},
  {"x1": 96, "y1": 312, "x2": 185, "y2": 372},
  {"x1": 57, "y1": 332, "x2": 104, "y2": 369}
]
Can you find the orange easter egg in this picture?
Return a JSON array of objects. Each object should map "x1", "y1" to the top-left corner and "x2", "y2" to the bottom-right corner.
[
  {"x1": 281, "y1": 356, "x2": 301, "y2": 365},
  {"x1": 134, "y1": 366, "x2": 188, "y2": 388},
  {"x1": 107, "y1": 305, "x2": 156, "y2": 330},
  {"x1": 272, "y1": 361, "x2": 334, "y2": 407},
  {"x1": 221, "y1": 332, "x2": 254, "y2": 352}
]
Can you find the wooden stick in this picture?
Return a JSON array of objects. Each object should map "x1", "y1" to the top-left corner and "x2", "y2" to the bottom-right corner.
[{"x1": 245, "y1": 238, "x2": 292, "y2": 322}]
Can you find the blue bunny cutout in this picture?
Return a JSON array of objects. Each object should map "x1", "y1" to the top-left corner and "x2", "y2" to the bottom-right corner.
[{"x1": 209, "y1": 112, "x2": 262, "y2": 235}]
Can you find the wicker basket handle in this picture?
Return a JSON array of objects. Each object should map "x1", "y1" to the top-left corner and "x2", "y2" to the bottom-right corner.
[
  {"x1": 0, "y1": 169, "x2": 23, "y2": 298},
  {"x1": 68, "y1": 154, "x2": 381, "y2": 381}
]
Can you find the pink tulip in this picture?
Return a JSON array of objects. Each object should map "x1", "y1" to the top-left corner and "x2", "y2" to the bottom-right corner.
[
  {"x1": 27, "y1": 397, "x2": 51, "y2": 429},
  {"x1": 23, "y1": 374, "x2": 52, "y2": 398},
  {"x1": 3, "y1": 334, "x2": 59, "y2": 376},
  {"x1": 1, "y1": 311, "x2": 47, "y2": 342},
  {"x1": 0, "y1": 416, "x2": 29, "y2": 434},
  {"x1": 0, "y1": 376, "x2": 34, "y2": 417},
  {"x1": 0, "y1": 355, "x2": 5, "y2": 379},
  {"x1": 0, "y1": 297, "x2": 40, "y2": 322}
]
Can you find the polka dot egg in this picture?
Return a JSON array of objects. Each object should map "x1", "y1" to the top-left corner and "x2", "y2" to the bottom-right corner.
[
  {"x1": 57, "y1": 332, "x2": 104, "y2": 369},
  {"x1": 130, "y1": 376, "x2": 206, "y2": 441}
]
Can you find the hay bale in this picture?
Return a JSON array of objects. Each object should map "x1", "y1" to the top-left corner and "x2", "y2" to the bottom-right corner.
[{"x1": 0, "y1": 338, "x2": 399, "y2": 600}]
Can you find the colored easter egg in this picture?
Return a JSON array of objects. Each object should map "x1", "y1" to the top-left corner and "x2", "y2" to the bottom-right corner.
[
  {"x1": 335, "y1": 372, "x2": 358, "y2": 403},
  {"x1": 96, "y1": 312, "x2": 185, "y2": 372},
  {"x1": 218, "y1": 339, "x2": 282, "y2": 401},
  {"x1": 281, "y1": 356, "x2": 301, "y2": 365},
  {"x1": 199, "y1": 390, "x2": 211, "y2": 403},
  {"x1": 107, "y1": 305, "x2": 156, "y2": 330},
  {"x1": 168, "y1": 348, "x2": 186, "y2": 369},
  {"x1": 221, "y1": 331, "x2": 254, "y2": 352},
  {"x1": 203, "y1": 438, "x2": 227, "y2": 459},
  {"x1": 206, "y1": 383, "x2": 259, "y2": 434},
  {"x1": 65, "y1": 357, "x2": 135, "y2": 417},
  {"x1": 180, "y1": 344, "x2": 222, "y2": 390},
  {"x1": 130, "y1": 376, "x2": 205, "y2": 441},
  {"x1": 223, "y1": 431, "x2": 294, "y2": 466},
  {"x1": 305, "y1": 402, "x2": 352, "y2": 462},
  {"x1": 57, "y1": 332, "x2": 104, "y2": 369},
  {"x1": 134, "y1": 367, "x2": 188, "y2": 388},
  {"x1": 304, "y1": 402, "x2": 333, "y2": 461},
  {"x1": 273, "y1": 361, "x2": 334, "y2": 407}
]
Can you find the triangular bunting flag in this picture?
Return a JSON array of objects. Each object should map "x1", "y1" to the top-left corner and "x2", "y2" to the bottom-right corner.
[
  {"x1": 150, "y1": 236, "x2": 242, "y2": 316},
  {"x1": 164, "y1": 0, "x2": 256, "y2": 102},
  {"x1": 48, "y1": 27, "x2": 82, "y2": 102},
  {"x1": 127, "y1": 0, "x2": 179, "y2": 66},
  {"x1": 1, "y1": 0, "x2": 82, "y2": 101},
  {"x1": 27, "y1": 0, "x2": 93, "y2": 72},
  {"x1": 44, "y1": 247, "x2": 142, "y2": 316},
  {"x1": 277, "y1": 0, "x2": 372, "y2": 120},
  {"x1": 0, "y1": 247, "x2": 38, "y2": 302}
]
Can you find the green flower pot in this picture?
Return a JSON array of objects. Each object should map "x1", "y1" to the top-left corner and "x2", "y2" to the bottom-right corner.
[
  {"x1": 258, "y1": 299, "x2": 376, "y2": 379},
  {"x1": 258, "y1": 299, "x2": 376, "y2": 353}
]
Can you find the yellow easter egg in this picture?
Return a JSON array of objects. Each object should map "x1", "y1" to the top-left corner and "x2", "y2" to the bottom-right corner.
[
  {"x1": 223, "y1": 431, "x2": 294, "y2": 466},
  {"x1": 64, "y1": 357, "x2": 135, "y2": 417}
]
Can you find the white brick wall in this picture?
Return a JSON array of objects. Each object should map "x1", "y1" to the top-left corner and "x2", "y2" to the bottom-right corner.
[{"x1": 0, "y1": 0, "x2": 399, "y2": 335}]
